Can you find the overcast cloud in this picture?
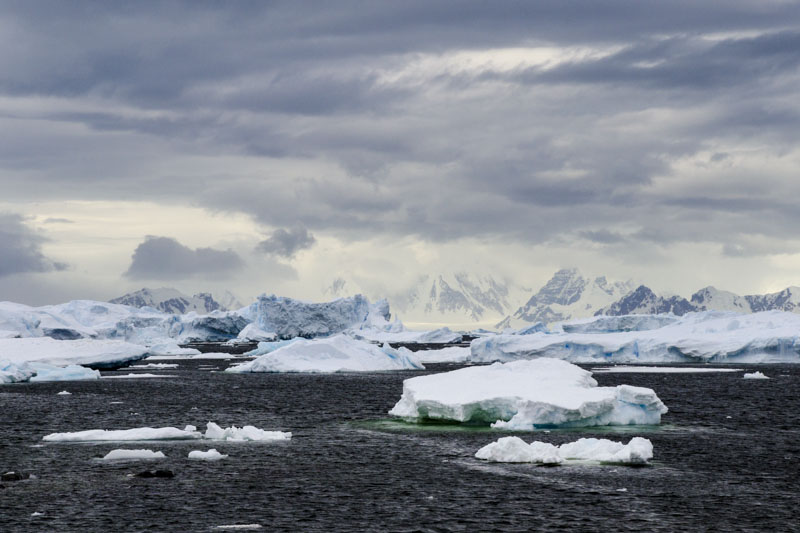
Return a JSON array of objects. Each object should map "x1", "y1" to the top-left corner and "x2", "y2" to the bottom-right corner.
[
  {"x1": 2, "y1": 1, "x2": 800, "y2": 302},
  {"x1": 0, "y1": 212, "x2": 66, "y2": 277},
  {"x1": 124, "y1": 236, "x2": 243, "y2": 280}
]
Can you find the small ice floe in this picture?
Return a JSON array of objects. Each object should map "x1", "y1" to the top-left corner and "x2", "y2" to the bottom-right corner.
[
  {"x1": 616, "y1": 488, "x2": 628, "y2": 492},
  {"x1": 42, "y1": 422, "x2": 291, "y2": 442},
  {"x1": 101, "y1": 449, "x2": 166, "y2": 461},
  {"x1": 57, "y1": 390, "x2": 72, "y2": 395},
  {"x1": 130, "y1": 363, "x2": 179, "y2": 369},
  {"x1": 475, "y1": 436, "x2": 654, "y2": 465},
  {"x1": 214, "y1": 525, "x2": 262, "y2": 530},
  {"x1": 188, "y1": 449, "x2": 228, "y2": 461},
  {"x1": 743, "y1": 371, "x2": 769, "y2": 380},
  {"x1": 102, "y1": 373, "x2": 178, "y2": 379},
  {"x1": 31, "y1": 512, "x2": 45, "y2": 517},
  {"x1": 591, "y1": 366, "x2": 742, "y2": 374}
]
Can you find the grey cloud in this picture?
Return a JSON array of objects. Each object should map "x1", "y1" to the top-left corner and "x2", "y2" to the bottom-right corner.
[
  {"x1": 0, "y1": 212, "x2": 67, "y2": 277},
  {"x1": 43, "y1": 217, "x2": 74, "y2": 224},
  {"x1": 124, "y1": 236, "x2": 244, "y2": 280},
  {"x1": 579, "y1": 230, "x2": 627, "y2": 245},
  {"x1": 256, "y1": 227, "x2": 317, "y2": 258}
]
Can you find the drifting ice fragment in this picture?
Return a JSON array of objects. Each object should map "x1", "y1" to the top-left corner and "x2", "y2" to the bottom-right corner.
[
  {"x1": 188, "y1": 449, "x2": 229, "y2": 461},
  {"x1": 101, "y1": 449, "x2": 166, "y2": 461},
  {"x1": 743, "y1": 371, "x2": 769, "y2": 380},
  {"x1": 475, "y1": 436, "x2": 653, "y2": 465}
]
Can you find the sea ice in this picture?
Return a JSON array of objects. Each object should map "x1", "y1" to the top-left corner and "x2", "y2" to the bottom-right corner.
[
  {"x1": 101, "y1": 449, "x2": 166, "y2": 461},
  {"x1": 475, "y1": 436, "x2": 653, "y2": 465},
  {"x1": 188, "y1": 448, "x2": 229, "y2": 460},
  {"x1": 130, "y1": 363, "x2": 179, "y2": 369},
  {"x1": 471, "y1": 311, "x2": 800, "y2": 364},
  {"x1": 203, "y1": 422, "x2": 291, "y2": 441},
  {"x1": 29, "y1": 363, "x2": 100, "y2": 382},
  {"x1": 415, "y1": 346, "x2": 470, "y2": 364},
  {"x1": 235, "y1": 323, "x2": 276, "y2": 342},
  {"x1": 591, "y1": 366, "x2": 742, "y2": 373},
  {"x1": 227, "y1": 334, "x2": 424, "y2": 373},
  {"x1": 389, "y1": 359, "x2": 667, "y2": 429},
  {"x1": 57, "y1": 390, "x2": 72, "y2": 395},
  {"x1": 43, "y1": 422, "x2": 291, "y2": 442},
  {"x1": 743, "y1": 371, "x2": 769, "y2": 379},
  {"x1": 0, "y1": 337, "x2": 149, "y2": 368},
  {"x1": 101, "y1": 373, "x2": 178, "y2": 379}
]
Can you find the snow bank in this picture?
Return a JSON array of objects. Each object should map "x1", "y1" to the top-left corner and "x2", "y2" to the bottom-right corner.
[
  {"x1": 0, "y1": 337, "x2": 148, "y2": 368},
  {"x1": 101, "y1": 449, "x2": 166, "y2": 461},
  {"x1": 743, "y1": 371, "x2": 769, "y2": 379},
  {"x1": 389, "y1": 359, "x2": 666, "y2": 429},
  {"x1": 43, "y1": 422, "x2": 291, "y2": 442},
  {"x1": 471, "y1": 311, "x2": 800, "y2": 364},
  {"x1": 476, "y1": 436, "x2": 653, "y2": 465},
  {"x1": 188, "y1": 449, "x2": 228, "y2": 461},
  {"x1": 227, "y1": 334, "x2": 424, "y2": 373}
]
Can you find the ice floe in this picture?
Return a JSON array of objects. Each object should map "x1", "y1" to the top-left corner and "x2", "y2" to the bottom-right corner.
[
  {"x1": 227, "y1": 334, "x2": 424, "y2": 373},
  {"x1": 475, "y1": 436, "x2": 653, "y2": 465},
  {"x1": 591, "y1": 366, "x2": 742, "y2": 373},
  {"x1": 101, "y1": 449, "x2": 166, "y2": 461},
  {"x1": 57, "y1": 390, "x2": 72, "y2": 395},
  {"x1": 0, "y1": 337, "x2": 149, "y2": 369},
  {"x1": 415, "y1": 346, "x2": 470, "y2": 364},
  {"x1": 743, "y1": 371, "x2": 770, "y2": 379},
  {"x1": 188, "y1": 449, "x2": 228, "y2": 461},
  {"x1": 471, "y1": 311, "x2": 800, "y2": 364},
  {"x1": 43, "y1": 422, "x2": 291, "y2": 442},
  {"x1": 102, "y1": 373, "x2": 178, "y2": 379},
  {"x1": 389, "y1": 358, "x2": 667, "y2": 430}
]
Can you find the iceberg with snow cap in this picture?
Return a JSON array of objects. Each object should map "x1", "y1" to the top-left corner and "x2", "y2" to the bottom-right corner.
[
  {"x1": 228, "y1": 334, "x2": 424, "y2": 373},
  {"x1": 389, "y1": 359, "x2": 666, "y2": 430},
  {"x1": 471, "y1": 311, "x2": 800, "y2": 364}
]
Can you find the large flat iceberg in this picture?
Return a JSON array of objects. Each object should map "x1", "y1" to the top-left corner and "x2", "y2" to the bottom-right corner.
[
  {"x1": 471, "y1": 311, "x2": 800, "y2": 364},
  {"x1": 43, "y1": 422, "x2": 291, "y2": 442},
  {"x1": 389, "y1": 359, "x2": 667, "y2": 430},
  {"x1": 227, "y1": 334, "x2": 424, "y2": 373},
  {"x1": 0, "y1": 338, "x2": 149, "y2": 368}
]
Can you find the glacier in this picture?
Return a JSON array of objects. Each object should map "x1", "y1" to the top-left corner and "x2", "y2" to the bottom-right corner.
[
  {"x1": 227, "y1": 334, "x2": 424, "y2": 373},
  {"x1": 471, "y1": 311, "x2": 800, "y2": 364},
  {"x1": 475, "y1": 436, "x2": 653, "y2": 465},
  {"x1": 389, "y1": 359, "x2": 667, "y2": 430}
]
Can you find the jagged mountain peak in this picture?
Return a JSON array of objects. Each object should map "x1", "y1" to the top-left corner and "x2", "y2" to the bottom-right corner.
[{"x1": 109, "y1": 287, "x2": 228, "y2": 314}]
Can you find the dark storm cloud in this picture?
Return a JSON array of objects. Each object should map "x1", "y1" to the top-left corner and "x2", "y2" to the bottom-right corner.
[
  {"x1": 2, "y1": 1, "x2": 800, "y2": 256},
  {"x1": 256, "y1": 227, "x2": 316, "y2": 258},
  {"x1": 0, "y1": 212, "x2": 67, "y2": 277},
  {"x1": 124, "y1": 236, "x2": 243, "y2": 280}
]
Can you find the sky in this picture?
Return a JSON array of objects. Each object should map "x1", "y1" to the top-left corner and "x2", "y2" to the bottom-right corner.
[{"x1": 2, "y1": 1, "x2": 800, "y2": 306}]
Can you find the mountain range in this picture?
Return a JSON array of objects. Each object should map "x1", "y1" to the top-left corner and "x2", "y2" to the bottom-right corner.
[{"x1": 109, "y1": 288, "x2": 243, "y2": 314}]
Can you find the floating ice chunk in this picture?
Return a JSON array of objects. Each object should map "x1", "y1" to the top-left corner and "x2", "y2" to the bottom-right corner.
[
  {"x1": 102, "y1": 373, "x2": 177, "y2": 379},
  {"x1": 101, "y1": 449, "x2": 166, "y2": 461},
  {"x1": 29, "y1": 363, "x2": 100, "y2": 382},
  {"x1": 389, "y1": 359, "x2": 666, "y2": 429},
  {"x1": 0, "y1": 337, "x2": 149, "y2": 368},
  {"x1": 475, "y1": 436, "x2": 653, "y2": 465},
  {"x1": 214, "y1": 526, "x2": 263, "y2": 530},
  {"x1": 475, "y1": 436, "x2": 562, "y2": 464},
  {"x1": 245, "y1": 338, "x2": 302, "y2": 356},
  {"x1": 0, "y1": 360, "x2": 37, "y2": 383},
  {"x1": 591, "y1": 366, "x2": 742, "y2": 373},
  {"x1": 354, "y1": 326, "x2": 462, "y2": 344},
  {"x1": 43, "y1": 426, "x2": 202, "y2": 442},
  {"x1": 415, "y1": 346, "x2": 470, "y2": 364},
  {"x1": 57, "y1": 391, "x2": 72, "y2": 395},
  {"x1": 743, "y1": 371, "x2": 769, "y2": 379},
  {"x1": 235, "y1": 323, "x2": 276, "y2": 342},
  {"x1": 227, "y1": 334, "x2": 423, "y2": 373},
  {"x1": 203, "y1": 422, "x2": 291, "y2": 441},
  {"x1": 131, "y1": 363, "x2": 179, "y2": 369},
  {"x1": 188, "y1": 448, "x2": 229, "y2": 461},
  {"x1": 147, "y1": 342, "x2": 201, "y2": 357}
]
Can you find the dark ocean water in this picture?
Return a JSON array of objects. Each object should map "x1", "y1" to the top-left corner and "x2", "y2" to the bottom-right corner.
[{"x1": 1, "y1": 361, "x2": 799, "y2": 532}]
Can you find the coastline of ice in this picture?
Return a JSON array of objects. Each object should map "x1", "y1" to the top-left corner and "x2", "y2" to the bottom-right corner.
[
  {"x1": 471, "y1": 311, "x2": 800, "y2": 364},
  {"x1": 475, "y1": 436, "x2": 654, "y2": 465},
  {"x1": 389, "y1": 359, "x2": 667, "y2": 430},
  {"x1": 227, "y1": 334, "x2": 424, "y2": 373}
]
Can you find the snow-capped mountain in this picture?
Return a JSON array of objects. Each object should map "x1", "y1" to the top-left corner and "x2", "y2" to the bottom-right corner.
[
  {"x1": 690, "y1": 286, "x2": 751, "y2": 312},
  {"x1": 109, "y1": 288, "x2": 229, "y2": 314},
  {"x1": 745, "y1": 286, "x2": 800, "y2": 312},
  {"x1": 497, "y1": 268, "x2": 635, "y2": 328},
  {"x1": 324, "y1": 273, "x2": 530, "y2": 328},
  {"x1": 597, "y1": 285, "x2": 695, "y2": 316}
]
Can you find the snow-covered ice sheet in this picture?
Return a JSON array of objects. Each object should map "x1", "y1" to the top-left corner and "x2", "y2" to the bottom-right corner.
[
  {"x1": 188, "y1": 449, "x2": 228, "y2": 460},
  {"x1": 415, "y1": 346, "x2": 470, "y2": 364},
  {"x1": 389, "y1": 359, "x2": 667, "y2": 429},
  {"x1": 591, "y1": 366, "x2": 742, "y2": 373},
  {"x1": 101, "y1": 449, "x2": 166, "y2": 461},
  {"x1": 471, "y1": 311, "x2": 800, "y2": 364},
  {"x1": 743, "y1": 371, "x2": 769, "y2": 379},
  {"x1": 43, "y1": 422, "x2": 291, "y2": 442},
  {"x1": 475, "y1": 436, "x2": 653, "y2": 465},
  {"x1": 227, "y1": 334, "x2": 424, "y2": 373}
]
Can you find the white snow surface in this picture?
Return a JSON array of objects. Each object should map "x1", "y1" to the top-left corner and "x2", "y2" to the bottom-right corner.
[
  {"x1": 43, "y1": 422, "x2": 291, "y2": 442},
  {"x1": 389, "y1": 359, "x2": 667, "y2": 429},
  {"x1": 743, "y1": 371, "x2": 770, "y2": 379},
  {"x1": 101, "y1": 449, "x2": 166, "y2": 461},
  {"x1": 235, "y1": 323, "x2": 276, "y2": 342},
  {"x1": 476, "y1": 436, "x2": 653, "y2": 465},
  {"x1": 472, "y1": 311, "x2": 800, "y2": 364},
  {"x1": 0, "y1": 337, "x2": 149, "y2": 368},
  {"x1": 188, "y1": 449, "x2": 228, "y2": 461},
  {"x1": 415, "y1": 346, "x2": 471, "y2": 364},
  {"x1": 227, "y1": 334, "x2": 424, "y2": 373}
]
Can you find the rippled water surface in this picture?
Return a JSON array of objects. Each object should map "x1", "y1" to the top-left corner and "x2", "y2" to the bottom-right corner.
[{"x1": 2, "y1": 362, "x2": 799, "y2": 532}]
